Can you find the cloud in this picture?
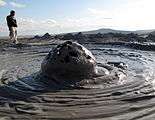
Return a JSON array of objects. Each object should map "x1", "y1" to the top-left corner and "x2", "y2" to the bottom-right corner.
[
  {"x1": 0, "y1": 0, "x2": 7, "y2": 6},
  {"x1": 9, "y1": 1, "x2": 26, "y2": 8},
  {"x1": 87, "y1": 0, "x2": 155, "y2": 30},
  {"x1": 18, "y1": 18, "x2": 58, "y2": 29},
  {"x1": 112, "y1": 0, "x2": 155, "y2": 30},
  {"x1": 88, "y1": 8, "x2": 113, "y2": 19},
  {"x1": 16, "y1": 18, "x2": 60, "y2": 35}
]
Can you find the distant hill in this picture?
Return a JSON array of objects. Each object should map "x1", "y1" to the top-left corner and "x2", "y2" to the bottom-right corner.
[
  {"x1": 82, "y1": 28, "x2": 155, "y2": 35},
  {"x1": 32, "y1": 33, "x2": 54, "y2": 40},
  {"x1": 134, "y1": 29, "x2": 155, "y2": 35},
  {"x1": 149, "y1": 31, "x2": 155, "y2": 35}
]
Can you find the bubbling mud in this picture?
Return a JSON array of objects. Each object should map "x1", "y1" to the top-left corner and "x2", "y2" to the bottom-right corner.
[
  {"x1": 40, "y1": 41, "x2": 127, "y2": 88},
  {"x1": 41, "y1": 41, "x2": 97, "y2": 79}
]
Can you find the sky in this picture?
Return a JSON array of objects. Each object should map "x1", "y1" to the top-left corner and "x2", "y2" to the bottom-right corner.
[{"x1": 0, "y1": 0, "x2": 155, "y2": 36}]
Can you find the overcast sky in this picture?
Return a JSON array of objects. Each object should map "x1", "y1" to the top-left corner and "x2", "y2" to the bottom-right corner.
[{"x1": 0, "y1": 0, "x2": 155, "y2": 36}]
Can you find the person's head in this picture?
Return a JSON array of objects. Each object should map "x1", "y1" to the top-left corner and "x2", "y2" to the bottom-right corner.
[{"x1": 10, "y1": 10, "x2": 15, "y2": 16}]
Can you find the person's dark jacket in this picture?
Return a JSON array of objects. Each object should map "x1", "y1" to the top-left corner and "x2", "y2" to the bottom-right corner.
[{"x1": 6, "y1": 15, "x2": 17, "y2": 28}]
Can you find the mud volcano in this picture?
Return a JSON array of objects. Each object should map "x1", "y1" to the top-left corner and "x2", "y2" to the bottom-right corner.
[
  {"x1": 41, "y1": 41, "x2": 126, "y2": 87},
  {"x1": 41, "y1": 41, "x2": 97, "y2": 79}
]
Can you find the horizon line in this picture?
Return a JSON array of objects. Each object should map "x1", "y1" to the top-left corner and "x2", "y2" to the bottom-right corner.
[{"x1": 0, "y1": 27, "x2": 155, "y2": 37}]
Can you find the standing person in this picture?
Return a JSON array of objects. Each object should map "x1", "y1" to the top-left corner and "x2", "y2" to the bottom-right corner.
[{"x1": 6, "y1": 10, "x2": 18, "y2": 44}]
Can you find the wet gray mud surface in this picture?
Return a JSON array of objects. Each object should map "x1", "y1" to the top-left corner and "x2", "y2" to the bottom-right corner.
[{"x1": 0, "y1": 43, "x2": 155, "y2": 120}]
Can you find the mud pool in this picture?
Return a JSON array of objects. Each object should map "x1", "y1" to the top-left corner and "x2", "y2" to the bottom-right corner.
[{"x1": 0, "y1": 42, "x2": 155, "y2": 120}]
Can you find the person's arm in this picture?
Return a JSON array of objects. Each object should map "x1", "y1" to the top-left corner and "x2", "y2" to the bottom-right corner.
[
  {"x1": 13, "y1": 19, "x2": 17, "y2": 27},
  {"x1": 11, "y1": 17, "x2": 17, "y2": 27}
]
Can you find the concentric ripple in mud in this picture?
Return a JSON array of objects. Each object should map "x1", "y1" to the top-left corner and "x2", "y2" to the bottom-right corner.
[{"x1": 0, "y1": 43, "x2": 155, "y2": 120}]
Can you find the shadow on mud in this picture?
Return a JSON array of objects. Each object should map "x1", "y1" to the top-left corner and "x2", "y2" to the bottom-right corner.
[{"x1": 0, "y1": 72, "x2": 78, "y2": 101}]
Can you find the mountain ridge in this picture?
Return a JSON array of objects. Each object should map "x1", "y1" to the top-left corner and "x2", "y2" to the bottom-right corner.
[{"x1": 81, "y1": 28, "x2": 155, "y2": 35}]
